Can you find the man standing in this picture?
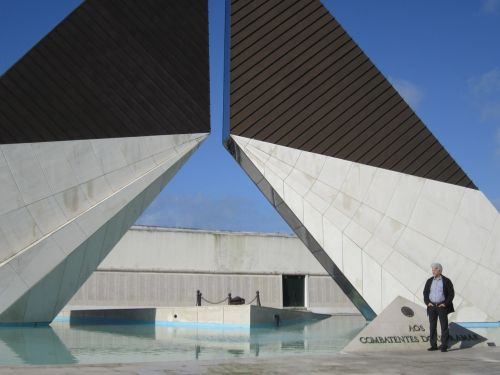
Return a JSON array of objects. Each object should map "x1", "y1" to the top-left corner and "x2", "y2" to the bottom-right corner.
[{"x1": 423, "y1": 263, "x2": 455, "y2": 352}]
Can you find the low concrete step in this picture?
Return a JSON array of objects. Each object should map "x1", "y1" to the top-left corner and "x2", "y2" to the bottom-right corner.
[{"x1": 61, "y1": 305, "x2": 330, "y2": 327}]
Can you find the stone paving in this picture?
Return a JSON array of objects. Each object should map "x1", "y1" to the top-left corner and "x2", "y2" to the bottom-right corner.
[{"x1": 1, "y1": 347, "x2": 499, "y2": 374}]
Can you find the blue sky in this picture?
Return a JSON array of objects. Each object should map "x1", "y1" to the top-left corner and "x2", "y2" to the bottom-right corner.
[{"x1": 1, "y1": 0, "x2": 499, "y2": 234}]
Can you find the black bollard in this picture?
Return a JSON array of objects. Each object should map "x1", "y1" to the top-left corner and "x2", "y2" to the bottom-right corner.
[{"x1": 196, "y1": 290, "x2": 202, "y2": 306}]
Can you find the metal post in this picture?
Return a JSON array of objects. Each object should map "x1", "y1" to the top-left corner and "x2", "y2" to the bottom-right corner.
[
  {"x1": 228, "y1": 293, "x2": 232, "y2": 305},
  {"x1": 256, "y1": 290, "x2": 261, "y2": 307},
  {"x1": 196, "y1": 290, "x2": 201, "y2": 306}
]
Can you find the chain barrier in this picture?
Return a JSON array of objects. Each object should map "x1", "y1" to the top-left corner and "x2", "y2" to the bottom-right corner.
[
  {"x1": 196, "y1": 290, "x2": 261, "y2": 307},
  {"x1": 245, "y1": 295, "x2": 258, "y2": 305},
  {"x1": 200, "y1": 296, "x2": 229, "y2": 305}
]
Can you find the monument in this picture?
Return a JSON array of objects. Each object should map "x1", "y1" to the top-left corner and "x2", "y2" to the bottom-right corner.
[
  {"x1": 223, "y1": 0, "x2": 500, "y2": 323},
  {"x1": 0, "y1": 0, "x2": 498, "y2": 326},
  {"x1": 0, "y1": 0, "x2": 210, "y2": 324}
]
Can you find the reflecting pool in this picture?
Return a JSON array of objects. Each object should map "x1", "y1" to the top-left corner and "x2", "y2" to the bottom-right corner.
[{"x1": 0, "y1": 315, "x2": 367, "y2": 365}]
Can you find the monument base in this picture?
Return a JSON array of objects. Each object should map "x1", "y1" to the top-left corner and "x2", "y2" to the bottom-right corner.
[{"x1": 344, "y1": 297, "x2": 493, "y2": 352}]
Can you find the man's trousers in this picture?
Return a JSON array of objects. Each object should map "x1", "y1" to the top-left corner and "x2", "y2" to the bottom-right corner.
[{"x1": 428, "y1": 305, "x2": 449, "y2": 348}]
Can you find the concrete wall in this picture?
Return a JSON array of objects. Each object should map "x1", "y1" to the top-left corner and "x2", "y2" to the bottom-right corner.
[
  {"x1": 95, "y1": 226, "x2": 327, "y2": 274},
  {"x1": 70, "y1": 272, "x2": 282, "y2": 308},
  {"x1": 308, "y1": 276, "x2": 357, "y2": 312},
  {"x1": 67, "y1": 227, "x2": 357, "y2": 313}
]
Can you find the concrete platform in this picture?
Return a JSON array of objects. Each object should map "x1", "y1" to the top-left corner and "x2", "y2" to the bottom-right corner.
[
  {"x1": 1, "y1": 347, "x2": 499, "y2": 374},
  {"x1": 63, "y1": 305, "x2": 329, "y2": 326}
]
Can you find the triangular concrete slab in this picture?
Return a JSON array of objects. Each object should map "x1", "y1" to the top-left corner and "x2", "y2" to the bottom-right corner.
[{"x1": 344, "y1": 296, "x2": 490, "y2": 352}]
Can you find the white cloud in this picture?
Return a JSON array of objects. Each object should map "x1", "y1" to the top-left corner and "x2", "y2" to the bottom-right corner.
[
  {"x1": 469, "y1": 68, "x2": 500, "y2": 96},
  {"x1": 136, "y1": 192, "x2": 292, "y2": 234},
  {"x1": 481, "y1": 0, "x2": 500, "y2": 14},
  {"x1": 391, "y1": 78, "x2": 423, "y2": 109},
  {"x1": 478, "y1": 101, "x2": 500, "y2": 122},
  {"x1": 469, "y1": 68, "x2": 500, "y2": 123}
]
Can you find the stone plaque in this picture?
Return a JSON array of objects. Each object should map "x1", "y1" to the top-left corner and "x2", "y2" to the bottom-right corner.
[{"x1": 344, "y1": 296, "x2": 490, "y2": 352}]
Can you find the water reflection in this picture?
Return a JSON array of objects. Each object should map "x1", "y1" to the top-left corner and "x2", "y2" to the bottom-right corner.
[
  {"x1": 0, "y1": 315, "x2": 367, "y2": 366},
  {"x1": 0, "y1": 326, "x2": 77, "y2": 365}
]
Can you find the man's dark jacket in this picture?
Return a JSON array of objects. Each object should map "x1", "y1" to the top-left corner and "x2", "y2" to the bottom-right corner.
[{"x1": 423, "y1": 275, "x2": 455, "y2": 314}]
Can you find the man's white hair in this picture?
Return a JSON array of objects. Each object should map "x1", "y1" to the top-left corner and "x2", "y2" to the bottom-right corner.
[{"x1": 431, "y1": 263, "x2": 443, "y2": 271}]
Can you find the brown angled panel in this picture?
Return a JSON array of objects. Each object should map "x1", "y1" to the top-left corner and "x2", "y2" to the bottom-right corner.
[
  {"x1": 0, "y1": 0, "x2": 210, "y2": 144},
  {"x1": 231, "y1": 5, "x2": 336, "y2": 111},
  {"x1": 352, "y1": 109, "x2": 416, "y2": 163},
  {"x1": 328, "y1": 96, "x2": 407, "y2": 160},
  {"x1": 257, "y1": 48, "x2": 367, "y2": 143},
  {"x1": 229, "y1": 0, "x2": 476, "y2": 189}
]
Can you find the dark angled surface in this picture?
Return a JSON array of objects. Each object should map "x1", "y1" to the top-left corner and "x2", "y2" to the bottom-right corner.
[
  {"x1": 229, "y1": 0, "x2": 476, "y2": 189},
  {"x1": 0, "y1": 0, "x2": 209, "y2": 144}
]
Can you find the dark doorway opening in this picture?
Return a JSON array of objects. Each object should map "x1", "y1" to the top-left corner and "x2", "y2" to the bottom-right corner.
[{"x1": 282, "y1": 275, "x2": 305, "y2": 307}]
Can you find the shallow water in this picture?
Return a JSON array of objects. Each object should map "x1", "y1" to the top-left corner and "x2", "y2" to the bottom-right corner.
[{"x1": 0, "y1": 315, "x2": 367, "y2": 366}]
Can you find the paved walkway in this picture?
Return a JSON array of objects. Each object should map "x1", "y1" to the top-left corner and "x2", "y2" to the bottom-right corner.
[{"x1": 1, "y1": 347, "x2": 499, "y2": 374}]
